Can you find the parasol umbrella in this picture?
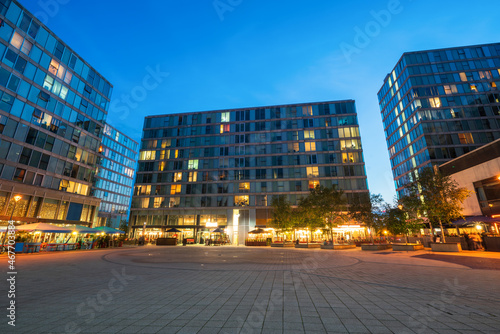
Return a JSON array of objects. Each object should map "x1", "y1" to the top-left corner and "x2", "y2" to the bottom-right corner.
[
  {"x1": 211, "y1": 227, "x2": 224, "y2": 233},
  {"x1": 248, "y1": 228, "x2": 266, "y2": 234},
  {"x1": 166, "y1": 228, "x2": 182, "y2": 233},
  {"x1": 93, "y1": 226, "x2": 125, "y2": 234},
  {"x1": 71, "y1": 225, "x2": 99, "y2": 234},
  {"x1": 15, "y1": 223, "x2": 73, "y2": 233}
]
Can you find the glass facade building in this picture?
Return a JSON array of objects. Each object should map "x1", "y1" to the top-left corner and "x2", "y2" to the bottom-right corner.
[
  {"x1": 93, "y1": 124, "x2": 138, "y2": 229},
  {"x1": 0, "y1": 0, "x2": 111, "y2": 225},
  {"x1": 378, "y1": 43, "x2": 500, "y2": 197},
  {"x1": 131, "y1": 101, "x2": 369, "y2": 244}
]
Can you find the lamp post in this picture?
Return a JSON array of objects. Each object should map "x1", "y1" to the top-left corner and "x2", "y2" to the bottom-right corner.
[{"x1": 1, "y1": 195, "x2": 22, "y2": 253}]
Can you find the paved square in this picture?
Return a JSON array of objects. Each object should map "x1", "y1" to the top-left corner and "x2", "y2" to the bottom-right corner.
[{"x1": 2, "y1": 246, "x2": 500, "y2": 333}]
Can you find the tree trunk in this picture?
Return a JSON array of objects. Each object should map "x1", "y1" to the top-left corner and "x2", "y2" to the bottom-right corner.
[{"x1": 439, "y1": 219, "x2": 446, "y2": 243}]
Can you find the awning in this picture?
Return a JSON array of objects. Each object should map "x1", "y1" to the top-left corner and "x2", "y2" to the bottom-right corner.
[
  {"x1": 14, "y1": 223, "x2": 73, "y2": 233},
  {"x1": 70, "y1": 225, "x2": 99, "y2": 234},
  {"x1": 211, "y1": 228, "x2": 224, "y2": 233},
  {"x1": 93, "y1": 226, "x2": 125, "y2": 234},
  {"x1": 166, "y1": 228, "x2": 182, "y2": 233},
  {"x1": 451, "y1": 216, "x2": 500, "y2": 226}
]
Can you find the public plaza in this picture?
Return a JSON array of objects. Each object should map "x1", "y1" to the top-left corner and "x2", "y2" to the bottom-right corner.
[{"x1": 3, "y1": 246, "x2": 500, "y2": 334}]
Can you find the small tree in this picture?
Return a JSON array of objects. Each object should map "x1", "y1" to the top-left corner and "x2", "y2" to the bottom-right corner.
[
  {"x1": 349, "y1": 193, "x2": 384, "y2": 244},
  {"x1": 384, "y1": 203, "x2": 424, "y2": 244},
  {"x1": 270, "y1": 195, "x2": 294, "y2": 240},
  {"x1": 404, "y1": 167, "x2": 471, "y2": 243},
  {"x1": 299, "y1": 186, "x2": 347, "y2": 242}
]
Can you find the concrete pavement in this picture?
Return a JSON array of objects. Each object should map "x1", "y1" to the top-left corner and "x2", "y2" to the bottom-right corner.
[{"x1": 1, "y1": 246, "x2": 499, "y2": 333}]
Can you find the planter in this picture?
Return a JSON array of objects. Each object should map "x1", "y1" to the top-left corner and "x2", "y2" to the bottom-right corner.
[
  {"x1": 392, "y1": 243, "x2": 424, "y2": 251},
  {"x1": 430, "y1": 242, "x2": 462, "y2": 252},
  {"x1": 361, "y1": 244, "x2": 392, "y2": 251},
  {"x1": 295, "y1": 243, "x2": 321, "y2": 248},
  {"x1": 271, "y1": 243, "x2": 295, "y2": 247},
  {"x1": 484, "y1": 236, "x2": 500, "y2": 252},
  {"x1": 156, "y1": 238, "x2": 177, "y2": 246},
  {"x1": 321, "y1": 244, "x2": 356, "y2": 250}
]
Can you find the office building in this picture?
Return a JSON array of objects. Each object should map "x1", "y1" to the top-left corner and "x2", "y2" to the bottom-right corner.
[
  {"x1": 93, "y1": 124, "x2": 138, "y2": 229},
  {"x1": 378, "y1": 43, "x2": 500, "y2": 196},
  {"x1": 0, "y1": 0, "x2": 110, "y2": 225},
  {"x1": 131, "y1": 101, "x2": 369, "y2": 244}
]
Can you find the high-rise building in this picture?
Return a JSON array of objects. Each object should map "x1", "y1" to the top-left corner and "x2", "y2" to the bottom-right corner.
[
  {"x1": 378, "y1": 43, "x2": 500, "y2": 196},
  {"x1": 0, "y1": 0, "x2": 111, "y2": 225},
  {"x1": 131, "y1": 101, "x2": 369, "y2": 244},
  {"x1": 93, "y1": 124, "x2": 138, "y2": 229}
]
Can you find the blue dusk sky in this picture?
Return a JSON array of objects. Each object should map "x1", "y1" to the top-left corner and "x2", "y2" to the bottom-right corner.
[{"x1": 21, "y1": 0, "x2": 499, "y2": 203}]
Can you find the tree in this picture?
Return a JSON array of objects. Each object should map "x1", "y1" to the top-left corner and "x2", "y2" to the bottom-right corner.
[
  {"x1": 269, "y1": 195, "x2": 295, "y2": 239},
  {"x1": 349, "y1": 193, "x2": 384, "y2": 244},
  {"x1": 403, "y1": 167, "x2": 471, "y2": 243},
  {"x1": 383, "y1": 202, "x2": 424, "y2": 244},
  {"x1": 299, "y1": 186, "x2": 347, "y2": 241}
]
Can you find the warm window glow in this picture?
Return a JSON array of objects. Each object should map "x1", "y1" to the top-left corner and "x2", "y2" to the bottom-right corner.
[
  {"x1": 188, "y1": 172, "x2": 197, "y2": 182},
  {"x1": 492, "y1": 82, "x2": 497, "y2": 88},
  {"x1": 161, "y1": 139, "x2": 171, "y2": 148},
  {"x1": 308, "y1": 180, "x2": 319, "y2": 189},
  {"x1": 306, "y1": 167, "x2": 319, "y2": 177},
  {"x1": 470, "y1": 84, "x2": 477, "y2": 92},
  {"x1": 173, "y1": 172, "x2": 183, "y2": 182},
  {"x1": 139, "y1": 150, "x2": 156, "y2": 160},
  {"x1": 10, "y1": 32, "x2": 23, "y2": 50},
  {"x1": 234, "y1": 195, "x2": 249, "y2": 206},
  {"x1": 305, "y1": 142, "x2": 316, "y2": 152},
  {"x1": 158, "y1": 161, "x2": 166, "y2": 171},
  {"x1": 170, "y1": 184, "x2": 182, "y2": 195},
  {"x1": 304, "y1": 130, "x2": 315, "y2": 139},
  {"x1": 458, "y1": 133, "x2": 474, "y2": 144},
  {"x1": 303, "y1": 105, "x2": 313, "y2": 115},
  {"x1": 339, "y1": 127, "x2": 360, "y2": 138},
  {"x1": 444, "y1": 85, "x2": 457, "y2": 95},
  {"x1": 239, "y1": 182, "x2": 250, "y2": 192},
  {"x1": 429, "y1": 97, "x2": 441, "y2": 108},
  {"x1": 459, "y1": 72, "x2": 467, "y2": 82}
]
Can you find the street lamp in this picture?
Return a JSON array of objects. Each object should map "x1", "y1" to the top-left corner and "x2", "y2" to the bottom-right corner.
[{"x1": 1, "y1": 195, "x2": 22, "y2": 253}]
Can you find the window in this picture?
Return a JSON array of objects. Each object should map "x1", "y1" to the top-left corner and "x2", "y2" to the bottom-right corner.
[
  {"x1": 10, "y1": 32, "x2": 32, "y2": 55},
  {"x1": 306, "y1": 167, "x2": 319, "y2": 177},
  {"x1": 173, "y1": 172, "x2": 182, "y2": 182},
  {"x1": 188, "y1": 172, "x2": 197, "y2": 182},
  {"x1": 459, "y1": 72, "x2": 467, "y2": 82},
  {"x1": 170, "y1": 184, "x2": 182, "y2": 195},
  {"x1": 444, "y1": 85, "x2": 457, "y2": 95},
  {"x1": 239, "y1": 183, "x2": 250, "y2": 193},
  {"x1": 188, "y1": 160, "x2": 199, "y2": 169},
  {"x1": 304, "y1": 130, "x2": 315, "y2": 139},
  {"x1": 305, "y1": 142, "x2": 316, "y2": 151},
  {"x1": 221, "y1": 112, "x2": 230, "y2": 122},
  {"x1": 303, "y1": 105, "x2": 313, "y2": 115},
  {"x1": 308, "y1": 180, "x2": 319, "y2": 189},
  {"x1": 234, "y1": 195, "x2": 249, "y2": 206}
]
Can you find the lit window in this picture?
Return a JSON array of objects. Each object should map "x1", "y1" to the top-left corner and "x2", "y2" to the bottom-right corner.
[
  {"x1": 43, "y1": 75, "x2": 54, "y2": 91},
  {"x1": 444, "y1": 85, "x2": 457, "y2": 95},
  {"x1": 234, "y1": 195, "x2": 249, "y2": 206},
  {"x1": 239, "y1": 182, "x2": 250, "y2": 192},
  {"x1": 303, "y1": 105, "x2": 313, "y2": 115},
  {"x1": 429, "y1": 97, "x2": 441, "y2": 108},
  {"x1": 139, "y1": 150, "x2": 156, "y2": 160},
  {"x1": 173, "y1": 172, "x2": 182, "y2": 182},
  {"x1": 304, "y1": 130, "x2": 315, "y2": 139},
  {"x1": 470, "y1": 84, "x2": 477, "y2": 92},
  {"x1": 188, "y1": 160, "x2": 199, "y2": 169},
  {"x1": 306, "y1": 167, "x2": 319, "y2": 177},
  {"x1": 305, "y1": 142, "x2": 316, "y2": 152},
  {"x1": 221, "y1": 112, "x2": 230, "y2": 122},
  {"x1": 492, "y1": 82, "x2": 497, "y2": 88},
  {"x1": 10, "y1": 32, "x2": 23, "y2": 50},
  {"x1": 170, "y1": 184, "x2": 182, "y2": 195},
  {"x1": 308, "y1": 180, "x2": 319, "y2": 189},
  {"x1": 188, "y1": 172, "x2": 197, "y2": 182},
  {"x1": 153, "y1": 197, "x2": 162, "y2": 208}
]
